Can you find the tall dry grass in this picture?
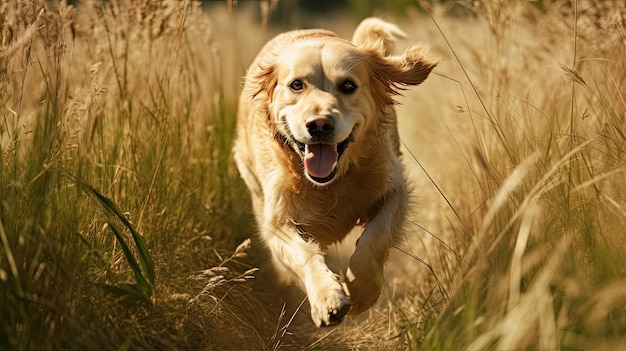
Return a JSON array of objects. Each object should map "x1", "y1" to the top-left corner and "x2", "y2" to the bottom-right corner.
[
  {"x1": 1, "y1": 1, "x2": 264, "y2": 349},
  {"x1": 392, "y1": 1, "x2": 626, "y2": 350},
  {"x1": 1, "y1": 0, "x2": 625, "y2": 350}
]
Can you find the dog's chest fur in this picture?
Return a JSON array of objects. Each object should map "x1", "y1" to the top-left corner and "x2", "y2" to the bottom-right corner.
[{"x1": 277, "y1": 147, "x2": 394, "y2": 246}]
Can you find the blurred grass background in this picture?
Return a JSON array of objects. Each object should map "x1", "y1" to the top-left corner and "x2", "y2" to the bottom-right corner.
[{"x1": 1, "y1": 0, "x2": 625, "y2": 350}]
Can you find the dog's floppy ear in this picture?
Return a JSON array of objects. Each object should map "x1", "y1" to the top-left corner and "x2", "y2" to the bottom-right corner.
[
  {"x1": 353, "y1": 18, "x2": 438, "y2": 104},
  {"x1": 365, "y1": 45, "x2": 438, "y2": 107},
  {"x1": 375, "y1": 45, "x2": 438, "y2": 87},
  {"x1": 252, "y1": 63, "x2": 278, "y2": 101},
  {"x1": 352, "y1": 17, "x2": 406, "y2": 56},
  {"x1": 249, "y1": 62, "x2": 279, "y2": 132}
]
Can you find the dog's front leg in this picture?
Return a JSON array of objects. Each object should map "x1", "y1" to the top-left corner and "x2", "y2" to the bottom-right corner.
[
  {"x1": 262, "y1": 225, "x2": 351, "y2": 327},
  {"x1": 345, "y1": 175, "x2": 407, "y2": 315}
]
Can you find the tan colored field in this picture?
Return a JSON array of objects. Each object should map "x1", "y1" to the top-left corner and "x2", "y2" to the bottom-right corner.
[{"x1": 1, "y1": 0, "x2": 625, "y2": 350}]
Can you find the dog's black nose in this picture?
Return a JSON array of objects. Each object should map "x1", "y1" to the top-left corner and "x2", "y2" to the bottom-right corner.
[{"x1": 306, "y1": 115, "x2": 335, "y2": 137}]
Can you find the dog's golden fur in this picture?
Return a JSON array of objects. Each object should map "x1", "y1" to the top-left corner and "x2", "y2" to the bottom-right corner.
[{"x1": 234, "y1": 18, "x2": 437, "y2": 327}]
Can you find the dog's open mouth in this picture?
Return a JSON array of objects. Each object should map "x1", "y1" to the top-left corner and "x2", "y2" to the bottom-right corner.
[{"x1": 293, "y1": 137, "x2": 351, "y2": 185}]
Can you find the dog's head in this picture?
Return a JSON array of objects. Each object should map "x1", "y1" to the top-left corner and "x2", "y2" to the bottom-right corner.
[{"x1": 254, "y1": 21, "x2": 437, "y2": 186}]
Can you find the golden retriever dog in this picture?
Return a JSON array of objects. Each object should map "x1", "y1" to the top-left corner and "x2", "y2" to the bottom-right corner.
[{"x1": 233, "y1": 18, "x2": 437, "y2": 327}]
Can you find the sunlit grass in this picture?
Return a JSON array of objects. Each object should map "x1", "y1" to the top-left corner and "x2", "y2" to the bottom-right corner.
[
  {"x1": 394, "y1": 1, "x2": 626, "y2": 350},
  {"x1": 1, "y1": 1, "x2": 258, "y2": 349}
]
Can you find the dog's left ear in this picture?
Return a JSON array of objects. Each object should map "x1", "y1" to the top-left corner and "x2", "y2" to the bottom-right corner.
[
  {"x1": 352, "y1": 17, "x2": 407, "y2": 56},
  {"x1": 371, "y1": 45, "x2": 438, "y2": 88},
  {"x1": 352, "y1": 17, "x2": 437, "y2": 88},
  {"x1": 362, "y1": 45, "x2": 438, "y2": 109},
  {"x1": 352, "y1": 18, "x2": 437, "y2": 98}
]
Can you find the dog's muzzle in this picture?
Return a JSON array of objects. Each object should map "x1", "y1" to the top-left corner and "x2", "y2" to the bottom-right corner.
[{"x1": 292, "y1": 136, "x2": 351, "y2": 185}]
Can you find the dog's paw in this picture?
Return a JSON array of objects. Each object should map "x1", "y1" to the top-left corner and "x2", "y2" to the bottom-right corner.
[
  {"x1": 309, "y1": 282, "x2": 351, "y2": 327},
  {"x1": 344, "y1": 267, "x2": 382, "y2": 315}
]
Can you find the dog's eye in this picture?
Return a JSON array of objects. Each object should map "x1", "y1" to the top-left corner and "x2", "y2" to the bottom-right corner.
[
  {"x1": 290, "y1": 79, "x2": 304, "y2": 92},
  {"x1": 339, "y1": 80, "x2": 357, "y2": 94}
]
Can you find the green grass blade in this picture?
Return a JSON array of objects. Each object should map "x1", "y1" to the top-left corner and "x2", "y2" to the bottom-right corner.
[
  {"x1": 105, "y1": 221, "x2": 152, "y2": 303},
  {"x1": 80, "y1": 183, "x2": 155, "y2": 286}
]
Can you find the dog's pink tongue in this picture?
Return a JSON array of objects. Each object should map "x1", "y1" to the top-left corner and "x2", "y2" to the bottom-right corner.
[{"x1": 304, "y1": 144, "x2": 338, "y2": 179}]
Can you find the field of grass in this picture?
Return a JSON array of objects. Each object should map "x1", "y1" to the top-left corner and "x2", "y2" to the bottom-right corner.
[{"x1": 1, "y1": 0, "x2": 625, "y2": 350}]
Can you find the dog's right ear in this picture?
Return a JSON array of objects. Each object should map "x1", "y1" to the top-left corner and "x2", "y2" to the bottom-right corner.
[
  {"x1": 252, "y1": 63, "x2": 278, "y2": 101},
  {"x1": 250, "y1": 62, "x2": 279, "y2": 132}
]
